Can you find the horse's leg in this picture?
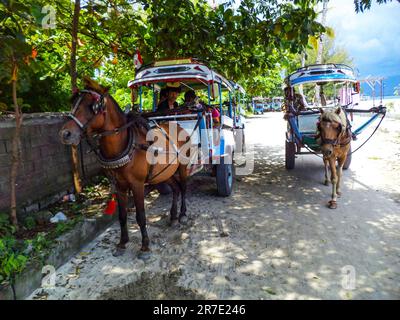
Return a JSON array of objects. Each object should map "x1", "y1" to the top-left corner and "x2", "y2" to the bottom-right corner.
[
  {"x1": 328, "y1": 157, "x2": 338, "y2": 209},
  {"x1": 177, "y1": 164, "x2": 188, "y2": 224},
  {"x1": 336, "y1": 155, "x2": 346, "y2": 197},
  {"x1": 163, "y1": 177, "x2": 180, "y2": 227},
  {"x1": 131, "y1": 181, "x2": 151, "y2": 259},
  {"x1": 323, "y1": 158, "x2": 329, "y2": 186},
  {"x1": 113, "y1": 184, "x2": 129, "y2": 257}
]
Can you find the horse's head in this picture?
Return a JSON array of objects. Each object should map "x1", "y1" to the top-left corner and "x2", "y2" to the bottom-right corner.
[
  {"x1": 318, "y1": 107, "x2": 344, "y2": 157},
  {"x1": 60, "y1": 77, "x2": 110, "y2": 145}
]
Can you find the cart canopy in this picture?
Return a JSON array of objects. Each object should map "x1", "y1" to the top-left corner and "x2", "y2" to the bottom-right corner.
[{"x1": 286, "y1": 64, "x2": 357, "y2": 87}]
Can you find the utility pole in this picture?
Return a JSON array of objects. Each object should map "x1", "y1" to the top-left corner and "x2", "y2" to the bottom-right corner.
[{"x1": 315, "y1": 0, "x2": 328, "y2": 105}]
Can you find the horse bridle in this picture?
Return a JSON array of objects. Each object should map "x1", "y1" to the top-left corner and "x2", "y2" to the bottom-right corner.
[
  {"x1": 68, "y1": 89, "x2": 106, "y2": 134},
  {"x1": 67, "y1": 89, "x2": 151, "y2": 169},
  {"x1": 317, "y1": 120, "x2": 349, "y2": 147}
]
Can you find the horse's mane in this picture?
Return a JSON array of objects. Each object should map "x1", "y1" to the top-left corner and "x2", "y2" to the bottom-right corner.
[
  {"x1": 127, "y1": 111, "x2": 150, "y2": 131},
  {"x1": 320, "y1": 108, "x2": 347, "y2": 132},
  {"x1": 82, "y1": 77, "x2": 150, "y2": 132}
]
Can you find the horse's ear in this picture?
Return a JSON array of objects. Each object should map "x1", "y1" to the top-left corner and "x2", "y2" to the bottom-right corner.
[
  {"x1": 83, "y1": 76, "x2": 93, "y2": 89},
  {"x1": 319, "y1": 108, "x2": 324, "y2": 114},
  {"x1": 336, "y1": 107, "x2": 341, "y2": 115},
  {"x1": 82, "y1": 76, "x2": 109, "y2": 94},
  {"x1": 103, "y1": 86, "x2": 110, "y2": 94}
]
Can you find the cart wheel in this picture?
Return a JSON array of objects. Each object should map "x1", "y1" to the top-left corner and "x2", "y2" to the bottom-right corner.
[
  {"x1": 285, "y1": 140, "x2": 295, "y2": 170},
  {"x1": 343, "y1": 145, "x2": 352, "y2": 170},
  {"x1": 216, "y1": 154, "x2": 234, "y2": 197}
]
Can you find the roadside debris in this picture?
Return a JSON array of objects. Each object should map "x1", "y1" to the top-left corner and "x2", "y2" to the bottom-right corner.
[{"x1": 50, "y1": 212, "x2": 68, "y2": 223}]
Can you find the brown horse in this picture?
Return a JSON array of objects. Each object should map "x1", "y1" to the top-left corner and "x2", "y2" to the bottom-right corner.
[
  {"x1": 318, "y1": 107, "x2": 351, "y2": 209},
  {"x1": 60, "y1": 78, "x2": 189, "y2": 259}
]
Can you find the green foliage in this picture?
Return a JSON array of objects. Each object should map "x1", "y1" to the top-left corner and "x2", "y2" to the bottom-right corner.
[
  {"x1": 0, "y1": 213, "x2": 16, "y2": 237},
  {"x1": 354, "y1": 0, "x2": 397, "y2": 12},
  {"x1": 54, "y1": 222, "x2": 70, "y2": 236},
  {"x1": 0, "y1": 237, "x2": 28, "y2": 284},
  {"x1": 30, "y1": 232, "x2": 52, "y2": 254},
  {"x1": 0, "y1": 0, "x2": 327, "y2": 110},
  {"x1": 23, "y1": 216, "x2": 36, "y2": 230}
]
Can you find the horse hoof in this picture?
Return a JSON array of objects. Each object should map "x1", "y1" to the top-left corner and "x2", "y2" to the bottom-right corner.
[
  {"x1": 138, "y1": 250, "x2": 151, "y2": 261},
  {"x1": 179, "y1": 215, "x2": 188, "y2": 225},
  {"x1": 328, "y1": 200, "x2": 337, "y2": 209},
  {"x1": 112, "y1": 247, "x2": 126, "y2": 257},
  {"x1": 337, "y1": 192, "x2": 342, "y2": 197},
  {"x1": 170, "y1": 219, "x2": 179, "y2": 228},
  {"x1": 324, "y1": 181, "x2": 329, "y2": 186}
]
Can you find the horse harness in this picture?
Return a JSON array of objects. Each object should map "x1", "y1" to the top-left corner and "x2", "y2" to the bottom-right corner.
[
  {"x1": 68, "y1": 90, "x2": 149, "y2": 170},
  {"x1": 317, "y1": 119, "x2": 352, "y2": 148},
  {"x1": 68, "y1": 90, "x2": 203, "y2": 180}
]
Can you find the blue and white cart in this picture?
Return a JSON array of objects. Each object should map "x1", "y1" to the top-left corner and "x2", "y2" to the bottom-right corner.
[
  {"x1": 284, "y1": 63, "x2": 386, "y2": 169},
  {"x1": 128, "y1": 58, "x2": 243, "y2": 196}
]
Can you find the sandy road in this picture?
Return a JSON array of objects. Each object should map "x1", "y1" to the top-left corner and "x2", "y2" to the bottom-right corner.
[{"x1": 28, "y1": 112, "x2": 400, "y2": 300}]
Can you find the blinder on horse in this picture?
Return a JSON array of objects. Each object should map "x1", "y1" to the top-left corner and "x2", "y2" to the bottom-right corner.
[
  {"x1": 68, "y1": 89, "x2": 106, "y2": 132},
  {"x1": 317, "y1": 119, "x2": 349, "y2": 147}
]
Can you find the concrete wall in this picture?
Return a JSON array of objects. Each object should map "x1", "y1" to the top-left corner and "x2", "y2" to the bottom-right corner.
[{"x1": 0, "y1": 113, "x2": 102, "y2": 215}]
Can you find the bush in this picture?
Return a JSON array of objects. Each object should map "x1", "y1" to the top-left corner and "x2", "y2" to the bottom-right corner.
[
  {"x1": 24, "y1": 216, "x2": 36, "y2": 230},
  {"x1": 0, "y1": 237, "x2": 28, "y2": 285},
  {"x1": 0, "y1": 213, "x2": 16, "y2": 237}
]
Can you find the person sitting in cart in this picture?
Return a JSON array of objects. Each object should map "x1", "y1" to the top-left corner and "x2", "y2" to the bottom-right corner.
[
  {"x1": 157, "y1": 82, "x2": 181, "y2": 112},
  {"x1": 157, "y1": 88, "x2": 169, "y2": 107},
  {"x1": 184, "y1": 90, "x2": 196, "y2": 106},
  {"x1": 284, "y1": 86, "x2": 307, "y2": 112},
  {"x1": 183, "y1": 89, "x2": 204, "y2": 110},
  {"x1": 319, "y1": 86, "x2": 327, "y2": 106}
]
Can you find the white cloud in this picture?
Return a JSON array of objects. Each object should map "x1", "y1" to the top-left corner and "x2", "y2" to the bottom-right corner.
[{"x1": 324, "y1": 0, "x2": 400, "y2": 77}]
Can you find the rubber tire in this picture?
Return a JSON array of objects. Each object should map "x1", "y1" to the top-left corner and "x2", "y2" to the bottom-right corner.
[
  {"x1": 216, "y1": 155, "x2": 234, "y2": 197},
  {"x1": 285, "y1": 141, "x2": 296, "y2": 170},
  {"x1": 343, "y1": 145, "x2": 352, "y2": 170}
]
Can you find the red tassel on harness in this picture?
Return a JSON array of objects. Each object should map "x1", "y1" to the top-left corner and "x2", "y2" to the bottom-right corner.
[{"x1": 104, "y1": 194, "x2": 117, "y2": 215}]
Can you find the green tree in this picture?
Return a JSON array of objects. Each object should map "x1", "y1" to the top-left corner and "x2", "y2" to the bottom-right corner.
[
  {"x1": 1, "y1": 0, "x2": 327, "y2": 111},
  {"x1": 394, "y1": 84, "x2": 400, "y2": 96},
  {"x1": 354, "y1": 0, "x2": 399, "y2": 12},
  {"x1": 0, "y1": 0, "x2": 38, "y2": 227}
]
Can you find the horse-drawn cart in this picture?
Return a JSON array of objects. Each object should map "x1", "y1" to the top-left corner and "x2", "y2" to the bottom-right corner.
[
  {"x1": 128, "y1": 58, "x2": 243, "y2": 196},
  {"x1": 283, "y1": 63, "x2": 386, "y2": 169}
]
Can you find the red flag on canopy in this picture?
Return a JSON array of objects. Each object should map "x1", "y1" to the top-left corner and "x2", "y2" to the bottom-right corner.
[{"x1": 134, "y1": 50, "x2": 143, "y2": 70}]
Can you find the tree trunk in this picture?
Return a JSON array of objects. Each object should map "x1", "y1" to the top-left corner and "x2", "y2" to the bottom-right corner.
[
  {"x1": 315, "y1": 0, "x2": 329, "y2": 105},
  {"x1": 10, "y1": 60, "x2": 22, "y2": 228},
  {"x1": 70, "y1": 0, "x2": 82, "y2": 193},
  {"x1": 298, "y1": 53, "x2": 306, "y2": 96}
]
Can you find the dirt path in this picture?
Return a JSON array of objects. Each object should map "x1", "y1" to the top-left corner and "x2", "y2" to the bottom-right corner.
[{"x1": 28, "y1": 113, "x2": 400, "y2": 300}]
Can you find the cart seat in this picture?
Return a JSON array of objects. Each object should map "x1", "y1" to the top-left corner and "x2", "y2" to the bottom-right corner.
[{"x1": 297, "y1": 113, "x2": 319, "y2": 133}]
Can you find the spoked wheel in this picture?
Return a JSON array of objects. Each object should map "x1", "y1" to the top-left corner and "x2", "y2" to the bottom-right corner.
[
  {"x1": 216, "y1": 154, "x2": 234, "y2": 197},
  {"x1": 343, "y1": 145, "x2": 352, "y2": 170},
  {"x1": 285, "y1": 140, "x2": 296, "y2": 170}
]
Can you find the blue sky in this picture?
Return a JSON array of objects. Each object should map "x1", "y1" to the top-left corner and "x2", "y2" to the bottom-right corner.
[
  {"x1": 325, "y1": 0, "x2": 400, "y2": 94},
  {"x1": 207, "y1": 0, "x2": 400, "y2": 94}
]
